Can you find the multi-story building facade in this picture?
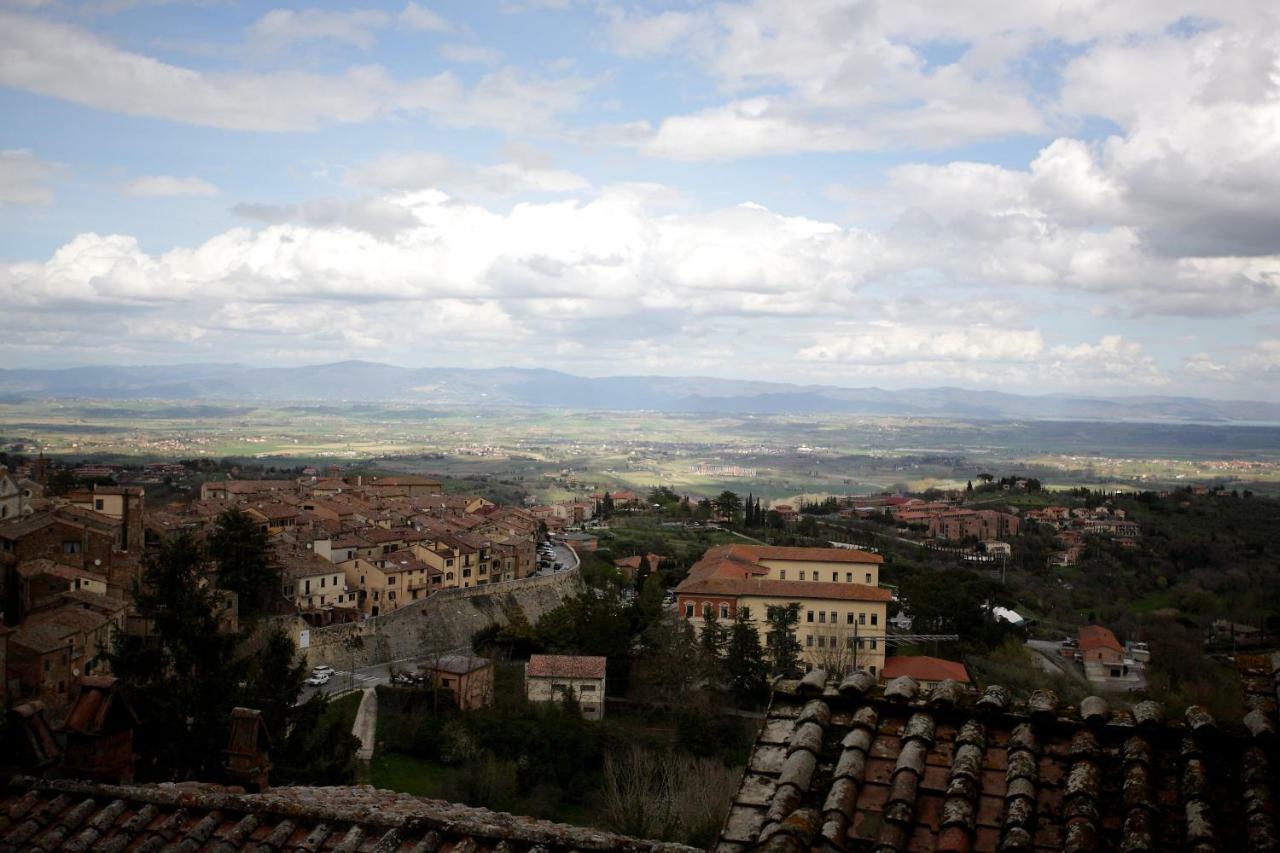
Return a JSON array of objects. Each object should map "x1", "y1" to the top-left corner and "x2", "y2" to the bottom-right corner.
[{"x1": 675, "y1": 545, "x2": 892, "y2": 676}]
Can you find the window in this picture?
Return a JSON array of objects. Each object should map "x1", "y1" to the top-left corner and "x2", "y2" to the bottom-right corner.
[
  {"x1": 869, "y1": 639, "x2": 877, "y2": 649},
  {"x1": 320, "y1": 577, "x2": 326, "y2": 588},
  {"x1": 702, "y1": 604, "x2": 712, "y2": 618},
  {"x1": 847, "y1": 613, "x2": 855, "y2": 625},
  {"x1": 779, "y1": 570, "x2": 786, "y2": 580},
  {"x1": 846, "y1": 572, "x2": 852, "y2": 583},
  {"x1": 95, "y1": 499, "x2": 104, "y2": 511},
  {"x1": 720, "y1": 603, "x2": 730, "y2": 619},
  {"x1": 817, "y1": 636, "x2": 826, "y2": 649},
  {"x1": 859, "y1": 613, "x2": 866, "y2": 625},
  {"x1": 463, "y1": 568, "x2": 472, "y2": 578},
  {"x1": 388, "y1": 591, "x2": 396, "y2": 600},
  {"x1": 580, "y1": 684, "x2": 596, "y2": 692},
  {"x1": 446, "y1": 572, "x2": 454, "y2": 581},
  {"x1": 305, "y1": 580, "x2": 311, "y2": 594},
  {"x1": 832, "y1": 572, "x2": 838, "y2": 582},
  {"x1": 806, "y1": 610, "x2": 814, "y2": 623},
  {"x1": 685, "y1": 603, "x2": 694, "y2": 618},
  {"x1": 830, "y1": 611, "x2": 837, "y2": 623},
  {"x1": 819, "y1": 611, "x2": 826, "y2": 624},
  {"x1": 799, "y1": 571, "x2": 806, "y2": 581},
  {"x1": 865, "y1": 573, "x2": 872, "y2": 583},
  {"x1": 806, "y1": 635, "x2": 814, "y2": 647},
  {"x1": 847, "y1": 637, "x2": 855, "y2": 649},
  {"x1": 871, "y1": 613, "x2": 879, "y2": 626},
  {"x1": 740, "y1": 606, "x2": 751, "y2": 620},
  {"x1": 63, "y1": 540, "x2": 81, "y2": 554},
  {"x1": 869, "y1": 665, "x2": 876, "y2": 676},
  {"x1": 389, "y1": 575, "x2": 397, "y2": 584}
]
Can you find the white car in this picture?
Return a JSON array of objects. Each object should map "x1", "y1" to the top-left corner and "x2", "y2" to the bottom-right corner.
[
  {"x1": 306, "y1": 671, "x2": 331, "y2": 686},
  {"x1": 311, "y1": 664, "x2": 335, "y2": 677}
]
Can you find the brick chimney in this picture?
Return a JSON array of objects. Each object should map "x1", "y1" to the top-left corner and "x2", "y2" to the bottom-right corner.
[
  {"x1": 59, "y1": 676, "x2": 139, "y2": 783},
  {"x1": 5, "y1": 701, "x2": 60, "y2": 775},
  {"x1": 223, "y1": 707, "x2": 272, "y2": 791}
]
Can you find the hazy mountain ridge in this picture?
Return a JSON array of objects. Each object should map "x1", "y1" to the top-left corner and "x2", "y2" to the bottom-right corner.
[{"x1": 0, "y1": 361, "x2": 1276, "y2": 423}]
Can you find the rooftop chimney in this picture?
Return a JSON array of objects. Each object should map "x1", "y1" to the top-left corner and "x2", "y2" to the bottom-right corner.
[
  {"x1": 223, "y1": 707, "x2": 272, "y2": 791},
  {"x1": 59, "y1": 676, "x2": 139, "y2": 783}
]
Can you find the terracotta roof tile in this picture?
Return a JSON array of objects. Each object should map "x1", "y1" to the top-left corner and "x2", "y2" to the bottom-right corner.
[
  {"x1": 715, "y1": 663, "x2": 1280, "y2": 853},
  {"x1": 526, "y1": 654, "x2": 606, "y2": 680},
  {"x1": 0, "y1": 778, "x2": 695, "y2": 852}
]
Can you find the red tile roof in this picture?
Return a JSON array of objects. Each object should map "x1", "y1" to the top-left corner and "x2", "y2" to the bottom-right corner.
[
  {"x1": 880, "y1": 655, "x2": 971, "y2": 683},
  {"x1": 526, "y1": 654, "x2": 606, "y2": 680},
  {"x1": 678, "y1": 577, "x2": 892, "y2": 602},
  {"x1": 738, "y1": 545, "x2": 883, "y2": 564},
  {"x1": 1078, "y1": 624, "x2": 1124, "y2": 654}
]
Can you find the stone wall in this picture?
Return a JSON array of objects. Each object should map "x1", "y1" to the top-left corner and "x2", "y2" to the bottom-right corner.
[{"x1": 296, "y1": 568, "x2": 583, "y2": 670}]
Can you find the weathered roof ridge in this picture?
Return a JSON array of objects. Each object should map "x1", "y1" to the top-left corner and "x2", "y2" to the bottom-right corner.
[{"x1": 1, "y1": 776, "x2": 698, "y2": 852}]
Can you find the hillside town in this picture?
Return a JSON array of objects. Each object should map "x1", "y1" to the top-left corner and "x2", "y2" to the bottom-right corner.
[{"x1": 1, "y1": 455, "x2": 1278, "y2": 852}]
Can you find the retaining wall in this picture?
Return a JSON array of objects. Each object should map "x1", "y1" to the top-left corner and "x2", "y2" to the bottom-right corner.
[{"x1": 296, "y1": 569, "x2": 583, "y2": 670}]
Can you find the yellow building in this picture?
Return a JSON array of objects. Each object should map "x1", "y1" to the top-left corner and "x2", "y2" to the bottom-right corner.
[{"x1": 675, "y1": 545, "x2": 891, "y2": 676}]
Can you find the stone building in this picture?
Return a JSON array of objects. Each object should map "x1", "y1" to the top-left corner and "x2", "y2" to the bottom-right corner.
[{"x1": 525, "y1": 654, "x2": 606, "y2": 720}]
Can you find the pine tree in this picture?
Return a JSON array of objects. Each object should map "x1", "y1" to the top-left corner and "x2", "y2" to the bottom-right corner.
[
  {"x1": 207, "y1": 508, "x2": 279, "y2": 618},
  {"x1": 765, "y1": 603, "x2": 803, "y2": 678},
  {"x1": 724, "y1": 607, "x2": 768, "y2": 702}
]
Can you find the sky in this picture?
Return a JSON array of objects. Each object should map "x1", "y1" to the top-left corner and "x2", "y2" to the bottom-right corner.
[{"x1": 0, "y1": 0, "x2": 1278, "y2": 400}]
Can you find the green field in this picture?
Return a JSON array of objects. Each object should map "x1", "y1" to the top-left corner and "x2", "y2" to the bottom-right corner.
[{"x1": 5, "y1": 398, "x2": 1280, "y2": 499}]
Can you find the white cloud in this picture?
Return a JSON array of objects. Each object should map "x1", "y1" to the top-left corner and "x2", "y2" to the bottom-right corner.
[
  {"x1": 347, "y1": 151, "x2": 590, "y2": 197},
  {"x1": 400, "y1": 2, "x2": 451, "y2": 32},
  {"x1": 1184, "y1": 352, "x2": 1235, "y2": 379},
  {"x1": 247, "y1": 8, "x2": 392, "y2": 52},
  {"x1": 0, "y1": 11, "x2": 587, "y2": 133},
  {"x1": 439, "y1": 43, "x2": 502, "y2": 63},
  {"x1": 123, "y1": 175, "x2": 219, "y2": 198},
  {"x1": 0, "y1": 148, "x2": 61, "y2": 205},
  {"x1": 798, "y1": 323, "x2": 1045, "y2": 365},
  {"x1": 798, "y1": 326, "x2": 1168, "y2": 387}
]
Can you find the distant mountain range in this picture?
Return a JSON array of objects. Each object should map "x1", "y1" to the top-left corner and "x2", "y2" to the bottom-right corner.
[{"x1": 0, "y1": 361, "x2": 1277, "y2": 423}]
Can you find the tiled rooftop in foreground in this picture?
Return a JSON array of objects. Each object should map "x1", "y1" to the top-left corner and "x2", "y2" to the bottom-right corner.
[
  {"x1": 0, "y1": 777, "x2": 699, "y2": 853},
  {"x1": 718, "y1": 654, "x2": 1280, "y2": 853}
]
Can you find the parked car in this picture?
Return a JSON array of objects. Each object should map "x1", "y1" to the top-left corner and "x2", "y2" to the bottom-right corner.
[
  {"x1": 306, "y1": 671, "x2": 331, "y2": 686},
  {"x1": 311, "y1": 664, "x2": 335, "y2": 676}
]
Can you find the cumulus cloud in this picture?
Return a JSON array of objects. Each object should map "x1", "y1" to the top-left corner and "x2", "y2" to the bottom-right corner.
[
  {"x1": 0, "y1": 11, "x2": 587, "y2": 133},
  {"x1": 799, "y1": 325, "x2": 1168, "y2": 387},
  {"x1": 798, "y1": 323, "x2": 1046, "y2": 365},
  {"x1": 123, "y1": 175, "x2": 219, "y2": 198},
  {"x1": 0, "y1": 148, "x2": 61, "y2": 205}
]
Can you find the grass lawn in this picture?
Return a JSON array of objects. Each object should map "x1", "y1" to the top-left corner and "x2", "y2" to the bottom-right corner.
[
  {"x1": 321, "y1": 691, "x2": 364, "y2": 732},
  {"x1": 1131, "y1": 590, "x2": 1177, "y2": 613},
  {"x1": 370, "y1": 752, "x2": 451, "y2": 798}
]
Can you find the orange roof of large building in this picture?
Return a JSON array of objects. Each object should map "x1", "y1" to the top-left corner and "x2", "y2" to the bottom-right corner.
[
  {"x1": 1078, "y1": 624, "x2": 1124, "y2": 654},
  {"x1": 678, "y1": 577, "x2": 892, "y2": 602},
  {"x1": 880, "y1": 655, "x2": 971, "y2": 683},
  {"x1": 680, "y1": 544, "x2": 883, "y2": 588}
]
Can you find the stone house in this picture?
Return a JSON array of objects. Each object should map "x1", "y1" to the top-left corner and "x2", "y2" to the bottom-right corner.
[{"x1": 525, "y1": 654, "x2": 606, "y2": 720}]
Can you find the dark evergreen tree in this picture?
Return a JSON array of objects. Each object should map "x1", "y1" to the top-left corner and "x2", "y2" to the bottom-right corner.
[
  {"x1": 207, "y1": 508, "x2": 279, "y2": 618},
  {"x1": 724, "y1": 607, "x2": 768, "y2": 702},
  {"x1": 764, "y1": 603, "x2": 803, "y2": 677}
]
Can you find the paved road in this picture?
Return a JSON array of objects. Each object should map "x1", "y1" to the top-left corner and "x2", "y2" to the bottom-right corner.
[
  {"x1": 532, "y1": 540, "x2": 578, "y2": 578},
  {"x1": 300, "y1": 656, "x2": 432, "y2": 702},
  {"x1": 1025, "y1": 639, "x2": 1088, "y2": 683}
]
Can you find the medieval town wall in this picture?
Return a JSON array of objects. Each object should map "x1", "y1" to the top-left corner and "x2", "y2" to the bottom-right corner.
[{"x1": 294, "y1": 568, "x2": 583, "y2": 670}]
